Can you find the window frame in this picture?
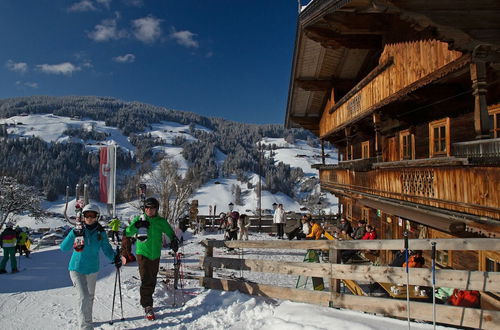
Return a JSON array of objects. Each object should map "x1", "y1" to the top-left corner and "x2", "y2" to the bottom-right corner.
[
  {"x1": 429, "y1": 117, "x2": 450, "y2": 157},
  {"x1": 361, "y1": 141, "x2": 370, "y2": 159},
  {"x1": 399, "y1": 129, "x2": 415, "y2": 160},
  {"x1": 489, "y1": 104, "x2": 500, "y2": 138}
]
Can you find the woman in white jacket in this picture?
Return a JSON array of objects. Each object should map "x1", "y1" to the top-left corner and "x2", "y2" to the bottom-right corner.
[
  {"x1": 273, "y1": 204, "x2": 286, "y2": 239},
  {"x1": 237, "y1": 214, "x2": 250, "y2": 240}
]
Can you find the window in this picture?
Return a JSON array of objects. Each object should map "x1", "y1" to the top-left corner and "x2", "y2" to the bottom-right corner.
[
  {"x1": 399, "y1": 130, "x2": 415, "y2": 160},
  {"x1": 479, "y1": 251, "x2": 500, "y2": 271},
  {"x1": 361, "y1": 141, "x2": 370, "y2": 159},
  {"x1": 361, "y1": 208, "x2": 370, "y2": 223},
  {"x1": 429, "y1": 118, "x2": 450, "y2": 157},
  {"x1": 489, "y1": 104, "x2": 500, "y2": 138},
  {"x1": 346, "y1": 201, "x2": 353, "y2": 220},
  {"x1": 436, "y1": 250, "x2": 452, "y2": 267}
]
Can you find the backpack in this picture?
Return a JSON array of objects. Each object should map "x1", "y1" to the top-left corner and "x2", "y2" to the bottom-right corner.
[{"x1": 449, "y1": 289, "x2": 480, "y2": 308}]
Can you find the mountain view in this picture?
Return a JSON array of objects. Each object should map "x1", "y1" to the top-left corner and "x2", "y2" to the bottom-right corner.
[{"x1": 0, "y1": 95, "x2": 338, "y2": 219}]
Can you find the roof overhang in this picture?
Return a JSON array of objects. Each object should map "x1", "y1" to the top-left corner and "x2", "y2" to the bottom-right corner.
[{"x1": 285, "y1": 0, "x2": 500, "y2": 132}]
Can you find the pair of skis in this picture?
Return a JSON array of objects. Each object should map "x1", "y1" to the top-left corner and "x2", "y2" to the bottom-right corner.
[{"x1": 403, "y1": 232, "x2": 437, "y2": 330}]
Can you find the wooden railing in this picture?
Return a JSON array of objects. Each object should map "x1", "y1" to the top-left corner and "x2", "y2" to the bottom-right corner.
[
  {"x1": 319, "y1": 40, "x2": 464, "y2": 137},
  {"x1": 318, "y1": 166, "x2": 500, "y2": 220},
  {"x1": 200, "y1": 238, "x2": 500, "y2": 329},
  {"x1": 453, "y1": 138, "x2": 500, "y2": 159},
  {"x1": 192, "y1": 214, "x2": 339, "y2": 233}
]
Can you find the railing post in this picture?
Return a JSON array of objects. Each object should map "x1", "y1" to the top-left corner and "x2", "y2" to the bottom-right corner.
[
  {"x1": 201, "y1": 241, "x2": 213, "y2": 288},
  {"x1": 329, "y1": 246, "x2": 341, "y2": 296}
]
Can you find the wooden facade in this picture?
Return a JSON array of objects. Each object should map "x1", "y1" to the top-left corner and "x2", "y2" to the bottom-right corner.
[{"x1": 286, "y1": 0, "x2": 500, "y2": 314}]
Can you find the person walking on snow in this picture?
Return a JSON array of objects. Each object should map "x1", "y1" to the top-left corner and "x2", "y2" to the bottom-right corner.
[
  {"x1": 108, "y1": 217, "x2": 121, "y2": 243},
  {"x1": 125, "y1": 197, "x2": 179, "y2": 321},
  {"x1": 273, "y1": 204, "x2": 286, "y2": 239},
  {"x1": 237, "y1": 214, "x2": 250, "y2": 240},
  {"x1": 16, "y1": 227, "x2": 31, "y2": 258},
  {"x1": 60, "y1": 204, "x2": 120, "y2": 330},
  {"x1": 0, "y1": 222, "x2": 20, "y2": 274}
]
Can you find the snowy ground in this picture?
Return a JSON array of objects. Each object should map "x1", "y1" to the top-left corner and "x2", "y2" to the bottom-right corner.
[{"x1": 0, "y1": 227, "x2": 453, "y2": 330}]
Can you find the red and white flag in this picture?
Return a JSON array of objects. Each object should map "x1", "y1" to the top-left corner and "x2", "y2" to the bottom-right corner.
[{"x1": 99, "y1": 145, "x2": 116, "y2": 204}]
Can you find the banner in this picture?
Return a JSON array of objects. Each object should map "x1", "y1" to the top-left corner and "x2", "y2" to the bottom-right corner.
[{"x1": 99, "y1": 145, "x2": 116, "y2": 204}]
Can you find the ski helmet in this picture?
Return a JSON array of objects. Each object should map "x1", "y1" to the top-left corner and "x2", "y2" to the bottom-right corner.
[
  {"x1": 144, "y1": 197, "x2": 160, "y2": 209},
  {"x1": 82, "y1": 203, "x2": 100, "y2": 216}
]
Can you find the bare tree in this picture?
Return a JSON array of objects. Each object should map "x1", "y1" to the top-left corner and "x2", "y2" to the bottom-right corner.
[
  {"x1": 147, "y1": 158, "x2": 193, "y2": 223},
  {"x1": 0, "y1": 176, "x2": 44, "y2": 228}
]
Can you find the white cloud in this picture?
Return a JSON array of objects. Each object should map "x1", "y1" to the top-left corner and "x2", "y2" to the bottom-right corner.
[
  {"x1": 6, "y1": 60, "x2": 28, "y2": 74},
  {"x1": 170, "y1": 28, "x2": 199, "y2": 48},
  {"x1": 113, "y1": 53, "x2": 135, "y2": 63},
  {"x1": 68, "y1": 0, "x2": 97, "y2": 12},
  {"x1": 88, "y1": 17, "x2": 127, "y2": 42},
  {"x1": 16, "y1": 81, "x2": 38, "y2": 89},
  {"x1": 132, "y1": 16, "x2": 162, "y2": 44},
  {"x1": 36, "y1": 62, "x2": 81, "y2": 76},
  {"x1": 206, "y1": 51, "x2": 214, "y2": 58}
]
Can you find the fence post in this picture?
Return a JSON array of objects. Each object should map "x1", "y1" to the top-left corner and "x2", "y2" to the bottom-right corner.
[
  {"x1": 329, "y1": 246, "x2": 341, "y2": 303},
  {"x1": 204, "y1": 244, "x2": 214, "y2": 279}
]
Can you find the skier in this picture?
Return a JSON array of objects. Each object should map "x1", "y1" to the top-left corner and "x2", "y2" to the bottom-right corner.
[
  {"x1": 125, "y1": 197, "x2": 178, "y2": 321},
  {"x1": 108, "y1": 217, "x2": 121, "y2": 243},
  {"x1": 0, "y1": 222, "x2": 19, "y2": 274},
  {"x1": 60, "y1": 203, "x2": 119, "y2": 330}
]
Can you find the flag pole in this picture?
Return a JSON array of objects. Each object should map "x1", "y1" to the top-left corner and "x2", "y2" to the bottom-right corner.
[{"x1": 112, "y1": 144, "x2": 117, "y2": 218}]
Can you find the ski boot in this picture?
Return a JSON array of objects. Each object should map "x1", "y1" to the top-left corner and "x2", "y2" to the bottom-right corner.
[
  {"x1": 11, "y1": 268, "x2": 19, "y2": 273},
  {"x1": 0, "y1": 269, "x2": 7, "y2": 274},
  {"x1": 144, "y1": 306, "x2": 155, "y2": 321}
]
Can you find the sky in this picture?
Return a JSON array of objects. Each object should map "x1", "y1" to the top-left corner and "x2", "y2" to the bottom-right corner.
[{"x1": 0, "y1": 0, "x2": 305, "y2": 124}]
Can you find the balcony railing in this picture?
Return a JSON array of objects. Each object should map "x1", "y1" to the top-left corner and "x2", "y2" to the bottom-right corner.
[{"x1": 453, "y1": 138, "x2": 500, "y2": 160}]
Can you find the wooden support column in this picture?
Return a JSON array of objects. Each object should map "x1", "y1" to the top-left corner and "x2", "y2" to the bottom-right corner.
[
  {"x1": 372, "y1": 112, "x2": 382, "y2": 159},
  {"x1": 345, "y1": 127, "x2": 352, "y2": 160},
  {"x1": 470, "y1": 61, "x2": 491, "y2": 139}
]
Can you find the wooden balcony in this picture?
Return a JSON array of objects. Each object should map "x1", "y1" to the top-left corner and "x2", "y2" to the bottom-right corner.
[
  {"x1": 453, "y1": 138, "x2": 500, "y2": 163},
  {"x1": 319, "y1": 40, "x2": 465, "y2": 137},
  {"x1": 318, "y1": 165, "x2": 500, "y2": 221}
]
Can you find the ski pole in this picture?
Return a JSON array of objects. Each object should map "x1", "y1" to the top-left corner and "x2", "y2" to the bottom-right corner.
[
  {"x1": 117, "y1": 264, "x2": 125, "y2": 321},
  {"x1": 109, "y1": 266, "x2": 118, "y2": 325},
  {"x1": 404, "y1": 231, "x2": 410, "y2": 330},
  {"x1": 431, "y1": 242, "x2": 437, "y2": 329}
]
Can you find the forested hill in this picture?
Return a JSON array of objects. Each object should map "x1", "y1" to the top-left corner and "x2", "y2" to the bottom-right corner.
[{"x1": 0, "y1": 95, "x2": 326, "y2": 204}]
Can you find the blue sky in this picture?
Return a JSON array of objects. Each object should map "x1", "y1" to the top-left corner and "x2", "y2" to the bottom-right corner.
[{"x1": 0, "y1": 0, "x2": 303, "y2": 124}]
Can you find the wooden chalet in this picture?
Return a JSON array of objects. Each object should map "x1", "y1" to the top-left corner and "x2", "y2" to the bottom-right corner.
[{"x1": 286, "y1": 0, "x2": 500, "y2": 309}]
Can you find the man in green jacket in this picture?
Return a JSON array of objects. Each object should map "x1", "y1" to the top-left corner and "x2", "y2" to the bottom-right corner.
[{"x1": 125, "y1": 197, "x2": 178, "y2": 321}]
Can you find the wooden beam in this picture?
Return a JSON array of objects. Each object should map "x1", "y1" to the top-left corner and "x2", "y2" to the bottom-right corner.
[
  {"x1": 201, "y1": 238, "x2": 500, "y2": 251},
  {"x1": 304, "y1": 26, "x2": 382, "y2": 49},
  {"x1": 201, "y1": 257, "x2": 500, "y2": 292},
  {"x1": 295, "y1": 78, "x2": 355, "y2": 92},
  {"x1": 201, "y1": 277, "x2": 500, "y2": 328}
]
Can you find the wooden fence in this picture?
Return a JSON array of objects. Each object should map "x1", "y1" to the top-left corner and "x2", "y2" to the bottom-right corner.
[
  {"x1": 193, "y1": 214, "x2": 339, "y2": 233},
  {"x1": 199, "y1": 238, "x2": 500, "y2": 329}
]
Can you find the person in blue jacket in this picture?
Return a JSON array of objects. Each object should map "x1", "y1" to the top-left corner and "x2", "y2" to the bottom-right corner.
[{"x1": 60, "y1": 203, "x2": 120, "y2": 330}]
